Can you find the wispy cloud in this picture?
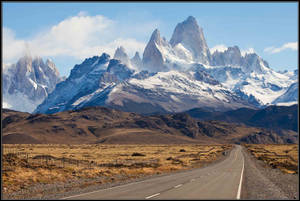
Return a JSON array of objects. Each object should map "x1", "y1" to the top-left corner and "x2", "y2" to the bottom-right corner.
[
  {"x1": 264, "y1": 42, "x2": 298, "y2": 54},
  {"x1": 3, "y1": 12, "x2": 159, "y2": 64}
]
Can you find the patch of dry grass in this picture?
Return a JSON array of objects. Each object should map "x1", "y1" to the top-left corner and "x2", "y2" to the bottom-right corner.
[
  {"x1": 244, "y1": 144, "x2": 298, "y2": 174},
  {"x1": 2, "y1": 144, "x2": 232, "y2": 194}
]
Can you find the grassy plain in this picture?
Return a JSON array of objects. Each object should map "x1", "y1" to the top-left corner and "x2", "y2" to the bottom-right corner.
[
  {"x1": 2, "y1": 144, "x2": 232, "y2": 195},
  {"x1": 244, "y1": 144, "x2": 298, "y2": 174}
]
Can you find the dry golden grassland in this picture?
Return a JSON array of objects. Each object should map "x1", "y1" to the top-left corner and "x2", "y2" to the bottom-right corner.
[
  {"x1": 244, "y1": 144, "x2": 298, "y2": 174},
  {"x1": 2, "y1": 144, "x2": 232, "y2": 194}
]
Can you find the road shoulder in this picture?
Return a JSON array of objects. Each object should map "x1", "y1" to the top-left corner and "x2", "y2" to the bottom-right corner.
[{"x1": 241, "y1": 146, "x2": 298, "y2": 199}]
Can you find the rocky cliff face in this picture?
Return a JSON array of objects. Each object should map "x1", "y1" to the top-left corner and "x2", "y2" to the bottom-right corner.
[
  {"x1": 170, "y1": 16, "x2": 211, "y2": 64},
  {"x1": 142, "y1": 16, "x2": 212, "y2": 72},
  {"x1": 130, "y1": 52, "x2": 142, "y2": 70},
  {"x1": 211, "y1": 46, "x2": 243, "y2": 66},
  {"x1": 241, "y1": 53, "x2": 270, "y2": 74},
  {"x1": 3, "y1": 55, "x2": 62, "y2": 113},
  {"x1": 142, "y1": 29, "x2": 170, "y2": 72},
  {"x1": 211, "y1": 46, "x2": 270, "y2": 74},
  {"x1": 113, "y1": 46, "x2": 132, "y2": 67}
]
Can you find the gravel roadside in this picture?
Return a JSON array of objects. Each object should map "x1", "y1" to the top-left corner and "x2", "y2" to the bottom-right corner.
[{"x1": 241, "y1": 146, "x2": 298, "y2": 199}]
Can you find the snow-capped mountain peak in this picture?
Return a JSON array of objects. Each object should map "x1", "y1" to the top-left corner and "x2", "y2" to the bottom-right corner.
[
  {"x1": 241, "y1": 53, "x2": 270, "y2": 74},
  {"x1": 149, "y1": 29, "x2": 161, "y2": 44},
  {"x1": 3, "y1": 55, "x2": 62, "y2": 113},
  {"x1": 211, "y1": 46, "x2": 242, "y2": 67},
  {"x1": 142, "y1": 29, "x2": 169, "y2": 72},
  {"x1": 170, "y1": 16, "x2": 211, "y2": 64}
]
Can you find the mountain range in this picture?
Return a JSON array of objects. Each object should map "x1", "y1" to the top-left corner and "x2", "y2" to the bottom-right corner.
[{"x1": 2, "y1": 16, "x2": 298, "y2": 115}]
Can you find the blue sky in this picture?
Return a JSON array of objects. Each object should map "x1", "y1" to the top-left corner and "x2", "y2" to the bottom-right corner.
[{"x1": 3, "y1": 2, "x2": 298, "y2": 76}]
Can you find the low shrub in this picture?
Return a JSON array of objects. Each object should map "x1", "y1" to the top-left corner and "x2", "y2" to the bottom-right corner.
[{"x1": 131, "y1": 152, "x2": 145, "y2": 157}]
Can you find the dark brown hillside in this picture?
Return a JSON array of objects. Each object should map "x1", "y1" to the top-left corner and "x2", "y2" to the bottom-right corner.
[
  {"x1": 2, "y1": 109, "x2": 31, "y2": 129},
  {"x1": 2, "y1": 106, "x2": 298, "y2": 144},
  {"x1": 186, "y1": 104, "x2": 298, "y2": 132}
]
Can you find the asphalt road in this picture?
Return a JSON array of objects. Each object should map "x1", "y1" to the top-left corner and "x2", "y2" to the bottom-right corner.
[{"x1": 62, "y1": 145, "x2": 244, "y2": 200}]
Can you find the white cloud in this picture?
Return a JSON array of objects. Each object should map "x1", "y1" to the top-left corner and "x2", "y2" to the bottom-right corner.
[
  {"x1": 264, "y1": 42, "x2": 298, "y2": 54},
  {"x1": 210, "y1": 44, "x2": 228, "y2": 53},
  {"x1": 241, "y1": 48, "x2": 255, "y2": 57},
  {"x1": 3, "y1": 12, "x2": 153, "y2": 64},
  {"x1": 3, "y1": 27, "x2": 26, "y2": 62}
]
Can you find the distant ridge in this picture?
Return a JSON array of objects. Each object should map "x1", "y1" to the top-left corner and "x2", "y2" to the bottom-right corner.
[
  {"x1": 186, "y1": 104, "x2": 298, "y2": 132},
  {"x1": 3, "y1": 105, "x2": 297, "y2": 144}
]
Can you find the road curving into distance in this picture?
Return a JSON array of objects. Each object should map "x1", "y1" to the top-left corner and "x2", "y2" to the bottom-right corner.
[{"x1": 61, "y1": 145, "x2": 244, "y2": 200}]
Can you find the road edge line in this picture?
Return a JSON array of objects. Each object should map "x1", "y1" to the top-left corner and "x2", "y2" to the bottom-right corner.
[{"x1": 237, "y1": 150, "x2": 245, "y2": 199}]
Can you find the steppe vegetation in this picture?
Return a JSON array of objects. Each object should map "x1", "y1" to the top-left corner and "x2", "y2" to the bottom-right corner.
[
  {"x1": 2, "y1": 144, "x2": 232, "y2": 196},
  {"x1": 244, "y1": 144, "x2": 298, "y2": 174}
]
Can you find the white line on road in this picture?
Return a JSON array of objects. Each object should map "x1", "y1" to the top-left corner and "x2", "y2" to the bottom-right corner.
[
  {"x1": 145, "y1": 193, "x2": 160, "y2": 199},
  {"x1": 234, "y1": 149, "x2": 238, "y2": 161},
  {"x1": 174, "y1": 184, "x2": 183, "y2": 188},
  {"x1": 61, "y1": 168, "x2": 183, "y2": 199},
  {"x1": 236, "y1": 150, "x2": 245, "y2": 199},
  {"x1": 60, "y1": 179, "x2": 150, "y2": 199},
  {"x1": 60, "y1": 190, "x2": 103, "y2": 200}
]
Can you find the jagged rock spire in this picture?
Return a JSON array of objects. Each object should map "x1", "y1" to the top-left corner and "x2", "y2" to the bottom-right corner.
[
  {"x1": 142, "y1": 29, "x2": 167, "y2": 72},
  {"x1": 131, "y1": 51, "x2": 142, "y2": 70},
  {"x1": 113, "y1": 46, "x2": 131, "y2": 67},
  {"x1": 170, "y1": 16, "x2": 211, "y2": 64}
]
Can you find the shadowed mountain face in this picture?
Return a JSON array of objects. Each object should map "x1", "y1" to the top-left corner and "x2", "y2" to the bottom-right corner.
[
  {"x1": 2, "y1": 106, "x2": 297, "y2": 144},
  {"x1": 186, "y1": 104, "x2": 298, "y2": 132}
]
